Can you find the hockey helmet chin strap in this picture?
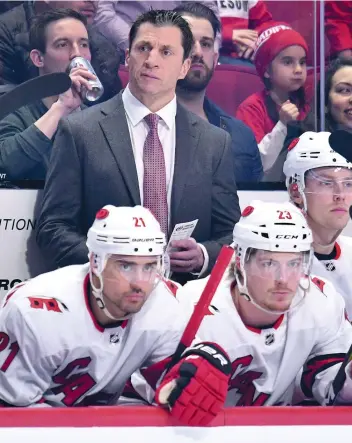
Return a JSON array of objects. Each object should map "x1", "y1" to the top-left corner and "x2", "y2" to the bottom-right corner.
[{"x1": 89, "y1": 267, "x2": 132, "y2": 321}]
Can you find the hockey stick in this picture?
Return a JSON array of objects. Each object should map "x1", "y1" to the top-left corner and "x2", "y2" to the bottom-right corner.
[
  {"x1": 167, "y1": 244, "x2": 235, "y2": 371},
  {"x1": 326, "y1": 343, "x2": 352, "y2": 405},
  {"x1": 0, "y1": 72, "x2": 72, "y2": 121}
]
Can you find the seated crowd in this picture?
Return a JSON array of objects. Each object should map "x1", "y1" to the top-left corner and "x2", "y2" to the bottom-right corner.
[
  {"x1": 0, "y1": 0, "x2": 351, "y2": 183},
  {"x1": 0, "y1": 0, "x2": 352, "y2": 424}
]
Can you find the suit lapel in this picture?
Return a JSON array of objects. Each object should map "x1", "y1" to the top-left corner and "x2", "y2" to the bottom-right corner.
[
  {"x1": 171, "y1": 105, "x2": 199, "y2": 224},
  {"x1": 99, "y1": 93, "x2": 141, "y2": 205}
]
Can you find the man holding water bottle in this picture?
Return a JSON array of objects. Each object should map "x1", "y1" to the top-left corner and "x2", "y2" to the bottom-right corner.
[{"x1": 0, "y1": 9, "x2": 98, "y2": 180}]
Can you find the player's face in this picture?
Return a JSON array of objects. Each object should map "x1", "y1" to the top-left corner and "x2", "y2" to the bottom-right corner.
[
  {"x1": 177, "y1": 16, "x2": 218, "y2": 92},
  {"x1": 305, "y1": 166, "x2": 352, "y2": 232},
  {"x1": 33, "y1": 18, "x2": 91, "y2": 74},
  {"x1": 126, "y1": 23, "x2": 191, "y2": 104},
  {"x1": 245, "y1": 250, "x2": 305, "y2": 312},
  {"x1": 266, "y1": 45, "x2": 307, "y2": 93},
  {"x1": 102, "y1": 255, "x2": 159, "y2": 317},
  {"x1": 328, "y1": 66, "x2": 352, "y2": 131}
]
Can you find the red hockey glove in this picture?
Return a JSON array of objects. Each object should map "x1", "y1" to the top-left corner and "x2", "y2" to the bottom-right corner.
[{"x1": 155, "y1": 342, "x2": 231, "y2": 426}]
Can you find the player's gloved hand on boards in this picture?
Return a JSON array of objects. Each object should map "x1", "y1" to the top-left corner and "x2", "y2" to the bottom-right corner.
[{"x1": 155, "y1": 342, "x2": 231, "y2": 426}]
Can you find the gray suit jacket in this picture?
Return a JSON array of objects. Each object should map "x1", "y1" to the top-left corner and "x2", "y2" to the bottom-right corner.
[{"x1": 36, "y1": 92, "x2": 240, "y2": 281}]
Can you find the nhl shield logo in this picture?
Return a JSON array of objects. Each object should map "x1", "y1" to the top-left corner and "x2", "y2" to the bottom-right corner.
[
  {"x1": 324, "y1": 262, "x2": 336, "y2": 272},
  {"x1": 110, "y1": 333, "x2": 120, "y2": 344},
  {"x1": 265, "y1": 333, "x2": 275, "y2": 346}
]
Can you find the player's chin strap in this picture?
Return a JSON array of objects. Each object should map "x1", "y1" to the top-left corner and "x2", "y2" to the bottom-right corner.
[{"x1": 89, "y1": 268, "x2": 131, "y2": 321}]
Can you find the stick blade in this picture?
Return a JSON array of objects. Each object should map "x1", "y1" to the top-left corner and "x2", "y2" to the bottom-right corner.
[{"x1": 0, "y1": 73, "x2": 72, "y2": 121}]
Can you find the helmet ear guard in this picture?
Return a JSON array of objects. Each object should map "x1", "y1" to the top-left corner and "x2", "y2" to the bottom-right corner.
[
  {"x1": 90, "y1": 252, "x2": 106, "y2": 275},
  {"x1": 287, "y1": 179, "x2": 306, "y2": 211},
  {"x1": 233, "y1": 246, "x2": 246, "y2": 292},
  {"x1": 290, "y1": 182, "x2": 299, "y2": 193}
]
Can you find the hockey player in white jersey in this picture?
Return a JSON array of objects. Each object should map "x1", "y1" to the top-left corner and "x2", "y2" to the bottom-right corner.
[
  {"x1": 0, "y1": 205, "x2": 231, "y2": 425},
  {"x1": 283, "y1": 131, "x2": 352, "y2": 317},
  {"x1": 177, "y1": 200, "x2": 352, "y2": 406}
]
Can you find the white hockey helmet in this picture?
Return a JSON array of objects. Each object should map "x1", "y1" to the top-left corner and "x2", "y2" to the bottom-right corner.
[
  {"x1": 283, "y1": 131, "x2": 351, "y2": 195},
  {"x1": 234, "y1": 200, "x2": 312, "y2": 254},
  {"x1": 87, "y1": 205, "x2": 166, "y2": 270},
  {"x1": 87, "y1": 205, "x2": 166, "y2": 320},
  {"x1": 233, "y1": 200, "x2": 313, "y2": 313}
]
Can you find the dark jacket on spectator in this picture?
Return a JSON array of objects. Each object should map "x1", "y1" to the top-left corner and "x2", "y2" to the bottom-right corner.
[
  {"x1": 0, "y1": 2, "x2": 122, "y2": 103},
  {"x1": 0, "y1": 101, "x2": 86, "y2": 180},
  {"x1": 0, "y1": 100, "x2": 51, "y2": 180},
  {"x1": 204, "y1": 97, "x2": 263, "y2": 183}
]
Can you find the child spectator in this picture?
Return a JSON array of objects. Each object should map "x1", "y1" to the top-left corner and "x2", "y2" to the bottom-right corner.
[{"x1": 236, "y1": 22, "x2": 309, "y2": 180}]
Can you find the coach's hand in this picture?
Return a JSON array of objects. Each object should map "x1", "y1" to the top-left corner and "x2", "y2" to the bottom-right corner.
[
  {"x1": 169, "y1": 238, "x2": 204, "y2": 273},
  {"x1": 155, "y1": 343, "x2": 231, "y2": 426}
]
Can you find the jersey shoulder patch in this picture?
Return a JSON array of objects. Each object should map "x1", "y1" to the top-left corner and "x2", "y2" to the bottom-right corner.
[
  {"x1": 4, "y1": 287, "x2": 69, "y2": 317},
  {"x1": 2, "y1": 283, "x2": 26, "y2": 308},
  {"x1": 309, "y1": 274, "x2": 341, "y2": 305},
  {"x1": 204, "y1": 304, "x2": 221, "y2": 316},
  {"x1": 162, "y1": 278, "x2": 179, "y2": 297},
  {"x1": 311, "y1": 276, "x2": 327, "y2": 295}
]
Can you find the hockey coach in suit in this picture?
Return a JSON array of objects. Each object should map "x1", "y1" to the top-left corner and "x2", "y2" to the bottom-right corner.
[{"x1": 36, "y1": 9, "x2": 240, "y2": 284}]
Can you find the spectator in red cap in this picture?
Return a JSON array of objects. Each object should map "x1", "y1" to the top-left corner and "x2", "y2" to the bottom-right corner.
[{"x1": 236, "y1": 22, "x2": 309, "y2": 181}]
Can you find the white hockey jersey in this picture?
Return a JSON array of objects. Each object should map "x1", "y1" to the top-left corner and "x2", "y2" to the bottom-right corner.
[
  {"x1": 312, "y1": 236, "x2": 352, "y2": 319},
  {"x1": 0, "y1": 264, "x2": 186, "y2": 407},
  {"x1": 177, "y1": 274, "x2": 352, "y2": 406}
]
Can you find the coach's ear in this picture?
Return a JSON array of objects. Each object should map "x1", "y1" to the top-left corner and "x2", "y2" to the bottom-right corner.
[
  {"x1": 289, "y1": 183, "x2": 303, "y2": 207},
  {"x1": 125, "y1": 49, "x2": 130, "y2": 68}
]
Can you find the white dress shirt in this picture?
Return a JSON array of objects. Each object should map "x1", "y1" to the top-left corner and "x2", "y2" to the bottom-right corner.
[
  {"x1": 122, "y1": 84, "x2": 176, "y2": 214},
  {"x1": 122, "y1": 84, "x2": 208, "y2": 276}
]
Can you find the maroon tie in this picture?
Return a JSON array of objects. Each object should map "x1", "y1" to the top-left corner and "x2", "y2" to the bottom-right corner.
[{"x1": 143, "y1": 113, "x2": 168, "y2": 235}]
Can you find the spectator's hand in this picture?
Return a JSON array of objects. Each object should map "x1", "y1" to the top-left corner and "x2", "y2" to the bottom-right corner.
[
  {"x1": 169, "y1": 238, "x2": 204, "y2": 273},
  {"x1": 57, "y1": 67, "x2": 96, "y2": 114},
  {"x1": 337, "y1": 49, "x2": 352, "y2": 59},
  {"x1": 279, "y1": 100, "x2": 300, "y2": 125},
  {"x1": 232, "y1": 29, "x2": 258, "y2": 60}
]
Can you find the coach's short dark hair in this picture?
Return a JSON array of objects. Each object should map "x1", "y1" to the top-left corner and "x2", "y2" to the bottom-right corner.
[
  {"x1": 129, "y1": 9, "x2": 194, "y2": 60},
  {"x1": 173, "y1": 2, "x2": 221, "y2": 39},
  {"x1": 29, "y1": 8, "x2": 87, "y2": 52}
]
